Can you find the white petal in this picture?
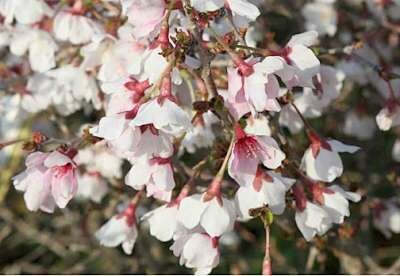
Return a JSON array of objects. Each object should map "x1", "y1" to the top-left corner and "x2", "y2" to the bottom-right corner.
[
  {"x1": 200, "y1": 198, "x2": 233, "y2": 237},
  {"x1": 177, "y1": 194, "x2": 206, "y2": 229}
]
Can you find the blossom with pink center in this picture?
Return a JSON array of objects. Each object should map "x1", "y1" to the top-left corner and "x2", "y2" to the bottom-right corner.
[
  {"x1": 228, "y1": 125, "x2": 286, "y2": 187},
  {"x1": 301, "y1": 133, "x2": 360, "y2": 182},
  {"x1": 170, "y1": 232, "x2": 220, "y2": 275},
  {"x1": 95, "y1": 203, "x2": 138, "y2": 254},
  {"x1": 235, "y1": 170, "x2": 295, "y2": 219},
  {"x1": 125, "y1": 156, "x2": 175, "y2": 202},
  {"x1": 13, "y1": 149, "x2": 78, "y2": 212},
  {"x1": 227, "y1": 57, "x2": 284, "y2": 116}
]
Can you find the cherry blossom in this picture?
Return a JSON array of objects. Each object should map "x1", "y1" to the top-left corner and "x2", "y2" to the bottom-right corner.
[
  {"x1": 0, "y1": 0, "x2": 53, "y2": 25},
  {"x1": 227, "y1": 57, "x2": 284, "y2": 115},
  {"x1": 95, "y1": 203, "x2": 138, "y2": 254},
  {"x1": 177, "y1": 191, "x2": 236, "y2": 237},
  {"x1": 53, "y1": 3, "x2": 103, "y2": 45},
  {"x1": 13, "y1": 150, "x2": 78, "y2": 212},
  {"x1": 10, "y1": 25, "x2": 58, "y2": 73},
  {"x1": 228, "y1": 124, "x2": 286, "y2": 187},
  {"x1": 301, "y1": 134, "x2": 360, "y2": 182},
  {"x1": 170, "y1": 232, "x2": 220, "y2": 275},
  {"x1": 235, "y1": 170, "x2": 295, "y2": 219},
  {"x1": 302, "y1": 0, "x2": 337, "y2": 36},
  {"x1": 125, "y1": 156, "x2": 175, "y2": 202}
]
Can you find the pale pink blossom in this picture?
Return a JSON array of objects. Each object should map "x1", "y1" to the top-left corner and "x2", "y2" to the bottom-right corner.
[
  {"x1": 13, "y1": 150, "x2": 78, "y2": 212},
  {"x1": 124, "y1": 0, "x2": 166, "y2": 40},
  {"x1": 319, "y1": 184, "x2": 361, "y2": 224},
  {"x1": 181, "y1": 111, "x2": 219, "y2": 154}
]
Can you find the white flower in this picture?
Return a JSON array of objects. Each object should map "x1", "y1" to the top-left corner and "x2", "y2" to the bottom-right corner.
[
  {"x1": 235, "y1": 171, "x2": 295, "y2": 219},
  {"x1": 302, "y1": 0, "x2": 337, "y2": 36},
  {"x1": 301, "y1": 138, "x2": 360, "y2": 182},
  {"x1": 45, "y1": 65, "x2": 101, "y2": 115},
  {"x1": 177, "y1": 193, "x2": 236, "y2": 237},
  {"x1": 320, "y1": 185, "x2": 361, "y2": 224},
  {"x1": 53, "y1": 11, "x2": 103, "y2": 45},
  {"x1": 10, "y1": 25, "x2": 58, "y2": 73},
  {"x1": 76, "y1": 172, "x2": 109, "y2": 203},
  {"x1": 376, "y1": 103, "x2": 400, "y2": 131},
  {"x1": 130, "y1": 97, "x2": 192, "y2": 137},
  {"x1": 170, "y1": 232, "x2": 220, "y2": 275},
  {"x1": 80, "y1": 34, "x2": 116, "y2": 71},
  {"x1": 75, "y1": 143, "x2": 124, "y2": 179},
  {"x1": 142, "y1": 204, "x2": 179, "y2": 242},
  {"x1": 97, "y1": 40, "x2": 145, "y2": 83},
  {"x1": 0, "y1": 0, "x2": 53, "y2": 25},
  {"x1": 295, "y1": 201, "x2": 332, "y2": 241},
  {"x1": 181, "y1": 111, "x2": 218, "y2": 154},
  {"x1": 95, "y1": 204, "x2": 138, "y2": 254},
  {"x1": 125, "y1": 156, "x2": 175, "y2": 202},
  {"x1": 277, "y1": 31, "x2": 321, "y2": 88},
  {"x1": 244, "y1": 115, "x2": 272, "y2": 136},
  {"x1": 190, "y1": 0, "x2": 224, "y2": 12}
]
